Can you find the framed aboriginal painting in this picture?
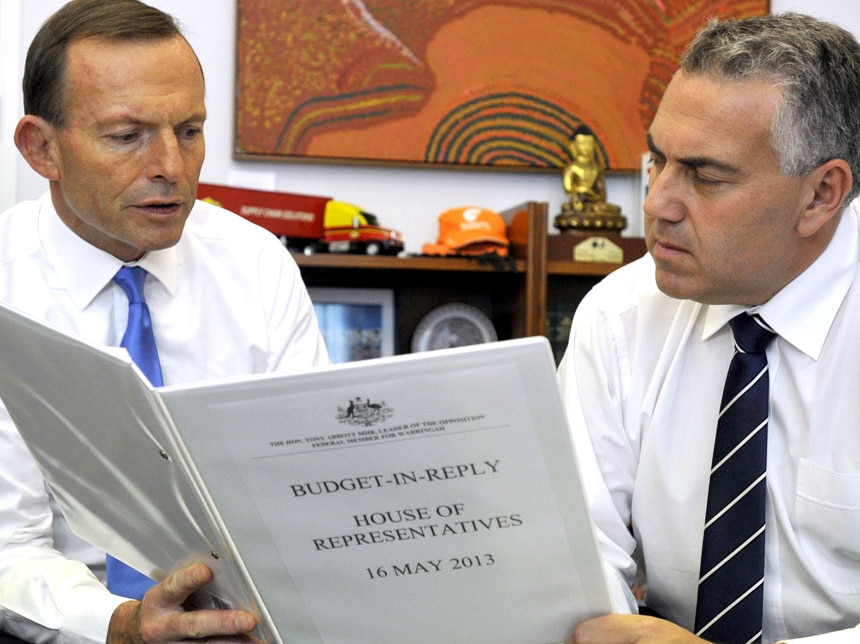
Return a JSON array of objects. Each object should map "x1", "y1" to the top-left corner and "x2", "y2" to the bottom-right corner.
[{"x1": 234, "y1": 0, "x2": 769, "y2": 171}]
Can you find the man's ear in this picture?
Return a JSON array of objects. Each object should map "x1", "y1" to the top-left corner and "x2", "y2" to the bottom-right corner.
[
  {"x1": 14, "y1": 115, "x2": 61, "y2": 180},
  {"x1": 797, "y1": 159, "x2": 852, "y2": 238}
]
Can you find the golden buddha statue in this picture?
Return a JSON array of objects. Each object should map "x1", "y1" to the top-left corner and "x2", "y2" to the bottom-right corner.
[{"x1": 554, "y1": 126, "x2": 627, "y2": 233}]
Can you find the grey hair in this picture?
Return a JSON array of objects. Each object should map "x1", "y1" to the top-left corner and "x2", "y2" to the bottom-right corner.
[{"x1": 681, "y1": 12, "x2": 860, "y2": 203}]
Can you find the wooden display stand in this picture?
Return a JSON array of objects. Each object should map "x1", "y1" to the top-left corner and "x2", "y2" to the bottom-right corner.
[{"x1": 293, "y1": 202, "x2": 645, "y2": 356}]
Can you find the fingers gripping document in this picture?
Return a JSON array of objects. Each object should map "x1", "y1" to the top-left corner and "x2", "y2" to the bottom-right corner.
[{"x1": 0, "y1": 302, "x2": 611, "y2": 644}]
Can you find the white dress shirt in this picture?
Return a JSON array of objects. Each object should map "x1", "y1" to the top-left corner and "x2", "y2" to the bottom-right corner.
[
  {"x1": 559, "y1": 201, "x2": 860, "y2": 643},
  {"x1": 0, "y1": 193, "x2": 329, "y2": 643}
]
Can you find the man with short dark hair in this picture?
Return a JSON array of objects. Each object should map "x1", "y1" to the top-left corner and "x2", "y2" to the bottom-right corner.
[{"x1": 0, "y1": 1, "x2": 328, "y2": 641}]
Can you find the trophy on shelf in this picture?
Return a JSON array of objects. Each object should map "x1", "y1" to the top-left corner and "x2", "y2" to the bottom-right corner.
[{"x1": 554, "y1": 126, "x2": 627, "y2": 234}]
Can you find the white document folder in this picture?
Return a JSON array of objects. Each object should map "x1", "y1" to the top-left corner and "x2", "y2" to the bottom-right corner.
[{"x1": 0, "y1": 302, "x2": 611, "y2": 644}]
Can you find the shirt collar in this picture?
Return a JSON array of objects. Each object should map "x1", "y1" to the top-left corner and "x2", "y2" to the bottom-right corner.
[
  {"x1": 703, "y1": 204, "x2": 859, "y2": 359},
  {"x1": 39, "y1": 192, "x2": 180, "y2": 309}
]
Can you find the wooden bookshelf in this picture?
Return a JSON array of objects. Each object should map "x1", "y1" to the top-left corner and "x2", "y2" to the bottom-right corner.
[{"x1": 294, "y1": 202, "x2": 645, "y2": 357}]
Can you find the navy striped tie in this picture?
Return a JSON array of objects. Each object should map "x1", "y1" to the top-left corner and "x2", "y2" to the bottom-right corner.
[
  {"x1": 694, "y1": 313, "x2": 775, "y2": 644},
  {"x1": 106, "y1": 266, "x2": 161, "y2": 599}
]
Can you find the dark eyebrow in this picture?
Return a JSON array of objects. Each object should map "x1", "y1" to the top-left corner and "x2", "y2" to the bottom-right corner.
[{"x1": 645, "y1": 132, "x2": 741, "y2": 176}]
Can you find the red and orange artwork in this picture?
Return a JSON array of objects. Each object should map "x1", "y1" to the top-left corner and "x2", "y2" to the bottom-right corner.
[{"x1": 235, "y1": 0, "x2": 769, "y2": 171}]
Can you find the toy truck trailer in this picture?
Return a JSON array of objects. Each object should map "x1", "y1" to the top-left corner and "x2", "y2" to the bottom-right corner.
[{"x1": 197, "y1": 183, "x2": 404, "y2": 256}]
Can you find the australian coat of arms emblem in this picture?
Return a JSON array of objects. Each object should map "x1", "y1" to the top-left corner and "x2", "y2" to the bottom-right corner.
[{"x1": 337, "y1": 397, "x2": 394, "y2": 426}]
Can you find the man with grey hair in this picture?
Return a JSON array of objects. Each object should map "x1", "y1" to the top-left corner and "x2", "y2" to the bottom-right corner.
[
  {"x1": 563, "y1": 13, "x2": 860, "y2": 644},
  {"x1": 0, "y1": 0, "x2": 328, "y2": 642}
]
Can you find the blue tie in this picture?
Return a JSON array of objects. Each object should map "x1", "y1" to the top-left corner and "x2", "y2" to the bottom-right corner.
[
  {"x1": 106, "y1": 266, "x2": 161, "y2": 598},
  {"x1": 695, "y1": 313, "x2": 775, "y2": 644}
]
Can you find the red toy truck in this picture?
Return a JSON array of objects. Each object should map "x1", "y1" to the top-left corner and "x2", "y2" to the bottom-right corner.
[{"x1": 197, "y1": 183, "x2": 404, "y2": 255}]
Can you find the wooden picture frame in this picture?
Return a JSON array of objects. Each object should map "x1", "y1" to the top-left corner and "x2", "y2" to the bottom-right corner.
[{"x1": 234, "y1": 0, "x2": 769, "y2": 171}]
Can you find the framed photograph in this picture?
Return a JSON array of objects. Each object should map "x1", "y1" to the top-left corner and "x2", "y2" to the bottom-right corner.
[
  {"x1": 234, "y1": 0, "x2": 769, "y2": 171},
  {"x1": 309, "y1": 288, "x2": 395, "y2": 363}
]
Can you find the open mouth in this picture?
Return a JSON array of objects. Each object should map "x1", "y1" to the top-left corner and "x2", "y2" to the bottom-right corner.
[{"x1": 134, "y1": 201, "x2": 184, "y2": 216}]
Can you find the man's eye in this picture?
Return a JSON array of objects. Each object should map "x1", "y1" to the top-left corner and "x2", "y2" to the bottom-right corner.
[
  {"x1": 179, "y1": 126, "x2": 202, "y2": 139},
  {"x1": 109, "y1": 132, "x2": 139, "y2": 144},
  {"x1": 647, "y1": 157, "x2": 665, "y2": 176},
  {"x1": 694, "y1": 172, "x2": 723, "y2": 186}
]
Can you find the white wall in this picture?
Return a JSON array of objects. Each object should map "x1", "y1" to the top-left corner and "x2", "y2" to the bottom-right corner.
[{"x1": 4, "y1": 1, "x2": 859, "y2": 252}]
